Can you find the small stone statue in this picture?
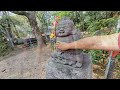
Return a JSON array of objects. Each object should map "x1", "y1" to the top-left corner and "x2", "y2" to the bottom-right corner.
[
  {"x1": 46, "y1": 17, "x2": 92, "y2": 79},
  {"x1": 51, "y1": 17, "x2": 83, "y2": 68}
]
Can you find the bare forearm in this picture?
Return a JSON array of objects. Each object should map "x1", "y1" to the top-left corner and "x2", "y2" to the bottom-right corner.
[
  {"x1": 68, "y1": 36, "x2": 99, "y2": 50},
  {"x1": 68, "y1": 34, "x2": 120, "y2": 51}
]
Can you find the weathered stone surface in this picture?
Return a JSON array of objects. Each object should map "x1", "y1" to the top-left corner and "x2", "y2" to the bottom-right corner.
[
  {"x1": 46, "y1": 17, "x2": 92, "y2": 79},
  {"x1": 46, "y1": 53, "x2": 92, "y2": 79}
]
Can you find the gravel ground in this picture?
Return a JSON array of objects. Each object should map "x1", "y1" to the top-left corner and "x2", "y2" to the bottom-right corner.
[
  {"x1": 1, "y1": 44, "x2": 118, "y2": 79},
  {"x1": 0, "y1": 45, "x2": 51, "y2": 79}
]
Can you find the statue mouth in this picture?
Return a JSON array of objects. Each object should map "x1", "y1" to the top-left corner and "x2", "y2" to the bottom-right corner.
[{"x1": 59, "y1": 30, "x2": 65, "y2": 34}]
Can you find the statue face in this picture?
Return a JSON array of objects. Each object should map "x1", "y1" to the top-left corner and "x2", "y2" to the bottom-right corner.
[{"x1": 56, "y1": 22, "x2": 73, "y2": 37}]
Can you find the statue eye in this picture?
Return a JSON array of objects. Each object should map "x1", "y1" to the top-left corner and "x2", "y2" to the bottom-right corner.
[
  {"x1": 64, "y1": 27, "x2": 68, "y2": 29},
  {"x1": 56, "y1": 26, "x2": 68, "y2": 30},
  {"x1": 56, "y1": 27, "x2": 60, "y2": 30}
]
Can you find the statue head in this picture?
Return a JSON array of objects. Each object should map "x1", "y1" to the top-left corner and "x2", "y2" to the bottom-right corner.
[{"x1": 56, "y1": 17, "x2": 75, "y2": 37}]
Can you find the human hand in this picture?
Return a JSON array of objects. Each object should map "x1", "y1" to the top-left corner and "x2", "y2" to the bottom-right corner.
[{"x1": 55, "y1": 42, "x2": 70, "y2": 51}]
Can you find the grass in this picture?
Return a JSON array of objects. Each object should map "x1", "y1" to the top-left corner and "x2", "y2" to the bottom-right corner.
[{"x1": 93, "y1": 59, "x2": 120, "y2": 79}]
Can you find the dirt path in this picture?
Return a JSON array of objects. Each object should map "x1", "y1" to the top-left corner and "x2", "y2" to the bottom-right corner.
[
  {"x1": 0, "y1": 45, "x2": 51, "y2": 79},
  {"x1": 1, "y1": 44, "x2": 119, "y2": 79}
]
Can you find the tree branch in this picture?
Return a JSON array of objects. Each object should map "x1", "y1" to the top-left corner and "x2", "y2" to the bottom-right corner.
[
  {"x1": 0, "y1": 24, "x2": 7, "y2": 36},
  {"x1": 10, "y1": 11, "x2": 29, "y2": 16}
]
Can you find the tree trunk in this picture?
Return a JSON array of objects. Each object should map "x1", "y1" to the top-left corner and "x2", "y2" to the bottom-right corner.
[
  {"x1": 6, "y1": 26, "x2": 14, "y2": 47},
  {"x1": 0, "y1": 23, "x2": 14, "y2": 47},
  {"x1": 13, "y1": 24, "x2": 20, "y2": 38},
  {"x1": 11, "y1": 11, "x2": 46, "y2": 48},
  {"x1": 26, "y1": 12, "x2": 46, "y2": 48}
]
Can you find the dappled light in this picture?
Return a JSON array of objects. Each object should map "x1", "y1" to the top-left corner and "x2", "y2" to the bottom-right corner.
[{"x1": 0, "y1": 11, "x2": 120, "y2": 79}]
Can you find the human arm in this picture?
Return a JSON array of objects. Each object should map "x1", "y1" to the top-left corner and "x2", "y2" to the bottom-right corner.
[{"x1": 55, "y1": 33, "x2": 120, "y2": 51}]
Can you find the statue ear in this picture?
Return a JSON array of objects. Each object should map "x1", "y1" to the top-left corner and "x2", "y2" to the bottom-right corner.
[{"x1": 72, "y1": 29, "x2": 83, "y2": 39}]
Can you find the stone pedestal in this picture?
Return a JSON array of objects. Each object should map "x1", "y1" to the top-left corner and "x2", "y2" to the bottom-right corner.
[{"x1": 46, "y1": 53, "x2": 92, "y2": 79}]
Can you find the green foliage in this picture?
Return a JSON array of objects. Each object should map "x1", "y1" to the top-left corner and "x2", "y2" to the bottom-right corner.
[
  {"x1": 87, "y1": 20, "x2": 101, "y2": 32},
  {"x1": 88, "y1": 50, "x2": 108, "y2": 64},
  {"x1": 0, "y1": 42, "x2": 8, "y2": 56},
  {"x1": 0, "y1": 11, "x2": 28, "y2": 56},
  {"x1": 53, "y1": 11, "x2": 119, "y2": 32},
  {"x1": 89, "y1": 50, "x2": 102, "y2": 64},
  {"x1": 10, "y1": 14, "x2": 31, "y2": 38},
  {"x1": 53, "y1": 11, "x2": 72, "y2": 19},
  {"x1": 0, "y1": 32, "x2": 12, "y2": 56},
  {"x1": 0, "y1": 30, "x2": 8, "y2": 56},
  {"x1": 0, "y1": 12, "x2": 21, "y2": 28},
  {"x1": 87, "y1": 17, "x2": 117, "y2": 32},
  {"x1": 36, "y1": 11, "x2": 49, "y2": 33},
  {"x1": 1, "y1": 11, "x2": 120, "y2": 61},
  {"x1": 116, "y1": 54, "x2": 120, "y2": 62},
  {"x1": 51, "y1": 11, "x2": 120, "y2": 64},
  {"x1": 0, "y1": 11, "x2": 25, "y2": 38}
]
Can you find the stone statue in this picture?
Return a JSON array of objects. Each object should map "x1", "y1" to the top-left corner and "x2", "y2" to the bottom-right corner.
[{"x1": 46, "y1": 17, "x2": 92, "y2": 79}]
